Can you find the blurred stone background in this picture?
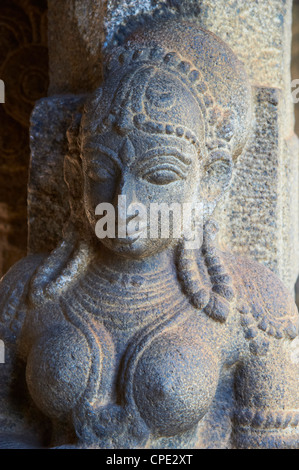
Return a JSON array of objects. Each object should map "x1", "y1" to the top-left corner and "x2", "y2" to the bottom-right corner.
[
  {"x1": 293, "y1": 0, "x2": 299, "y2": 136},
  {"x1": 292, "y1": 0, "x2": 299, "y2": 302},
  {"x1": 0, "y1": 0, "x2": 299, "y2": 293},
  {"x1": 0, "y1": 0, "x2": 48, "y2": 275}
]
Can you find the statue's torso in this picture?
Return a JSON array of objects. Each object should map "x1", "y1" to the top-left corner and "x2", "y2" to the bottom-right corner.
[
  {"x1": 23, "y1": 257, "x2": 235, "y2": 448},
  {"x1": 3, "y1": 249, "x2": 297, "y2": 449}
]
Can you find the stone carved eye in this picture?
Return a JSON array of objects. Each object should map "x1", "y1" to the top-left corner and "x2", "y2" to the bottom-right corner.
[
  {"x1": 138, "y1": 149, "x2": 191, "y2": 185},
  {"x1": 142, "y1": 164, "x2": 187, "y2": 185},
  {"x1": 86, "y1": 158, "x2": 118, "y2": 183},
  {"x1": 83, "y1": 144, "x2": 120, "y2": 183}
]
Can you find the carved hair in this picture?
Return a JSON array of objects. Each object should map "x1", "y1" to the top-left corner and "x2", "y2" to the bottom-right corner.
[{"x1": 83, "y1": 44, "x2": 236, "y2": 162}]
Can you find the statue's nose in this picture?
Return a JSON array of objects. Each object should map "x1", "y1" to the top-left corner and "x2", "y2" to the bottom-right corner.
[
  {"x1": 115, "y1": 171, "x2": 140, "y2": 205},
  {"x1": 114, "y1": 174, "x2": 145, "y2": 228}
]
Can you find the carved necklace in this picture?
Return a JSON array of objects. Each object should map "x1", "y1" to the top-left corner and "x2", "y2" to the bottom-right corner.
[{"x1": 68, "y1": 252, "x2": 193, "y2": 332}]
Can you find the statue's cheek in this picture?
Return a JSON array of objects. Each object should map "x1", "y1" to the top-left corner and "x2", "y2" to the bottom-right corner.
[{"x1": 26, "y1": 325, "x2": 91, "y2": 421}]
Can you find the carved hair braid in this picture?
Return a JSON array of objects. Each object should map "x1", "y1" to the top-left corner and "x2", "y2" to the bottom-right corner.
[{"x1": 176, "y1": 220, "x2": 235, "y2": 323}]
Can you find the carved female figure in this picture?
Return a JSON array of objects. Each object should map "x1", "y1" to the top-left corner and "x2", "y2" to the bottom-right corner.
[{"x1": 0, "y1": 19, "x2": 299, "y2": 449}]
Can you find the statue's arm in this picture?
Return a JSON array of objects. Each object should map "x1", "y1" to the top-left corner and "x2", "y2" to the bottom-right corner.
[
  {"x1": 0, "y1": 254, "x2": 47, "y2": 448},
  {"x1": 232, "y1": 259, "x2": 299, "y2": 449},
  {"x1": 233, "y1": 335, "x2": 299, "y2": 449}
]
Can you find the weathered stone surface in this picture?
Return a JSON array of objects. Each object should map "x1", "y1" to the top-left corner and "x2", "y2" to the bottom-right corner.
[
  {"x1": 198, "y1": 2, "x2": 299, "y2": 290},
  {"x1": 48, "y1": 0, "x2": 105, "y2": 94},
  {"x1": 29, "y1": 95, "x2": 86, "y2": 254},
  {"x1": 216, "y1": 87, "x2": 299, "y2": 291},
  {"x1": 0, "y1": 1, "x2": 298, "y2": 287},
  {"x1": 1, "y1": 16, "x2": 299, "y2": 450},
  {"x1": 292, "y1": 0, "x2": 299, "y2": 136},
  {"x1": 197, "y1": 1, "x2": 294, "y2": 132},
  {"x1": 47, "y1": 0, "x2": 202, "y2": 93},
  {"x1": 45, "y1": 0, "x2": 299, "y2": 293},
  {"x1": 217, "y1": 88, "x2": 282, "y2": 270},
  {"x1": 182, "y1": 0, "x2": 299, "y2": 290}
]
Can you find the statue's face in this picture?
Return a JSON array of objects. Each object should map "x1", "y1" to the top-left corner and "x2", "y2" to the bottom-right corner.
[
  {"x1": 80, "y1": 126, "x2": 201, "y2": 259},
  {"x1": 78, "y1": 65, "x2": 208, "y2": 259}
]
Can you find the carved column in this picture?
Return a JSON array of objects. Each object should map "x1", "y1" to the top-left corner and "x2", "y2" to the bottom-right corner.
[
  {"x1": 199, "y1": 1, "x2": 299, "y2": 292},
  {"x1": 293, "y1": 0, "x2": 299, "y2": 136},
  {"x1": 30, "y1": 0, "x2": 299, "y2": 291}
]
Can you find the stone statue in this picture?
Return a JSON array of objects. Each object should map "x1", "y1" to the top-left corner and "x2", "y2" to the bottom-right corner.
[{"x1": 1, "y1": 18, "x2": 299, "y2": 449}]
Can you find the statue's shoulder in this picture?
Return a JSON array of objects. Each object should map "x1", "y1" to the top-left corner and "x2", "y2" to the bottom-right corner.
[
  {"x1": 223, "y1": 251, "x2": 299, "y2": 341},
  {"x1": 0, "y1": 254, "x2": 46, "y2": 341}
]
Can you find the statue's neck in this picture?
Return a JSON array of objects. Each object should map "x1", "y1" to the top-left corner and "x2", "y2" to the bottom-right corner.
[{"x1": 94, "y1": 244, "x2": 176, "y2": 276}]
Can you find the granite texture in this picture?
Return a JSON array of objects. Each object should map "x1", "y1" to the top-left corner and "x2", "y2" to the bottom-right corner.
[
  {"x1": 0, "y1": 0, "x2": 299, "y2": 451},
  {"x1": 1, "y1": 18, "x2": 299, "y2": 449},
  {"x1": 0, "y1": 1, "x2": 298, "y2": 285},
  {"x1": 292, "y1": 0, "x2": 299, "y2": 136},
  {"x1": 48, "y1": 0, "x2": 105, "y2": 94},
  {"x1": 44, "y1": 0, "x2": 299, "y2": 291}
]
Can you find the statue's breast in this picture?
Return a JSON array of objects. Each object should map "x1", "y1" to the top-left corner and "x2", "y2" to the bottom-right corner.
[
  {"x1": 132, "y1": 325, "x2": 221, "y2": 437},
  {"x1": 26, "y1": 323, "x2": 92, "y2": 421}
]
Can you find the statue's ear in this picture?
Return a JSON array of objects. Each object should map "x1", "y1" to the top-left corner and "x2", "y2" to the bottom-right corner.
[
  {"x1": 64, "y1": 154, "x2": 83, "y2": 199},
  {"x1": 201, "y1": 150, "x2": 233, "y2": 213}
]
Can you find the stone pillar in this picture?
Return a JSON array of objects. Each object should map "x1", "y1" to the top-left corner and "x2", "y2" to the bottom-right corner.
[
  {"x1": 293, "y1": 0, "x2": 299, "y2": 304},
  {"x1": 30, "y1": 0, "x2": 299, "y2": 291},
  {"x1": 292, "y1": 0, "x2": 299, "y2": 136},
  {"x1": 197, "y1": 1, "x2": 299, "y2": 292}
]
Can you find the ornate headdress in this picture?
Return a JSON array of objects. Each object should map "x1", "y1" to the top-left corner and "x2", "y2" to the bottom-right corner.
[{"x1": 81, "y1": 18, "x2": 252, "y2": 163}]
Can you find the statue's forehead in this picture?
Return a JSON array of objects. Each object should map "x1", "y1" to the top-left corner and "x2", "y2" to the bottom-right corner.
[
  {"x1": 81, "y1": 130, "x2": 198, "y2": 165},
  {"x1": 83, "y1": 62, "x2": 205, "y2": 141}
]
